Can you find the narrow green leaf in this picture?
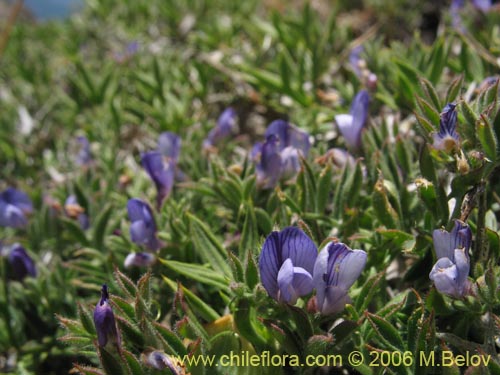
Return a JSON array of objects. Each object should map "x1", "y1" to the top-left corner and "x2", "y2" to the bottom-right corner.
[
  {"x1": 160, "y1": 259, "x2": 229, "y2": 290},
  {"x1": 416, "y1": 96, "x2": 440, "y2": 127},
  {"x1": 355, "y1": 272, "x2": 384, "y2": 313},
  {"x1": 477, "y1": 116, "x2": 498, "y2": 161},
  {"x1": 420, "y1": 78, "x2": 441, "y2": 110},
  {"x1": 239, "y1": 203, "x2": 258, "y2": 261},
  {"x1": 188, "y1": 213, "x2": 231, "y2": 276},
  {"x1": 92, "y1": 204, "x2": 113, "y2": 249},
  {"x1": 153, "y1": 321, "x2": 188, "y2": 356},
  {"x1": 163, "y1": 276, "x2": 220, "y2": 322},
  {"x1": 254, "y1": 207, "x2": 273, "y2": 235},
  {"x1": 122, "y1": 350, "x2": 143, "y2": 375},
  {"x1": 366, "y1": 313, "x2": 405, "y2": 352},
  {"x1": 316, "y1": 164, "x2": 333, "y2": 214},
  {"x1": 445, "y1": 74, "x2": 464, "y2": 104}
]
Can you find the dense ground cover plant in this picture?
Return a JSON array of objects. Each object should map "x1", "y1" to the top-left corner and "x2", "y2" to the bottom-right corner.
[{"x1": 1, "y1": 0, "x2": 500, "y2": 374}]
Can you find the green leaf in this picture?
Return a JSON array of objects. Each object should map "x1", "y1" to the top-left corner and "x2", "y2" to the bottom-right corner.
[
  {"x1": 445, "y1": 74, "x2": 464, "y2": 104},
  {"x1": 78, "y1": 303, "x2": 96, "y2": 335},
  {"x1": 460, "y1": 101, "x2": 478, "y2": 146},
  {"x1": 477, "y1": 115, "x2": 498, "y2": 161},
  {"x1": 161, "y1": 259, "x2": 229, "y2": 290},
  {"x1": 245, "y1": 250, "x2": 259, "y2": 290},
  {"x1": 234, "y1": 298, "x2": 270, "y2": 350},
  {"x1": 115, "y1": 317, "x2": 144, "y2": 349},
  {"x1": 122, "y1": 350, "x2": 143, "y2": 375},
  {"x1": 188, "y1": 213, "x2": 231, "y2": 277},
  {"x1": 366, "y1": 313, "x2": 405, "y2": 352},
  {"x1": 316, "y1": 163, "x2": 333, "y2": 214},
  {"x1": 113, "y1": 268, "x2": 138, "y2": 299},
  {"x1": 163, "y1": 276, "x2": 220, "y2": 322},
  {"x1": 92, "y1": 204, "x2": 113, "y2": 249},
  {"x1": 254, "y1": 207, "x2": 273, "y2": 236},
  {"x1": 416, "y1": 96, "x2": 440, "y2": 127},
  {"x1": 372, "y1": 178, "x2": 399, "y2": 228},
  {"x1": 153, "y1": 322, "x2": 188, "y2": 356},
  {"x1": 239, "y1": 203, "x2": 258, "y2": 262},
  {"x1": 420, "y1": 78, "x2": 441, "y2": 110},
  {"x1": 355, "y1": 272, "x2": 384, "y2": 313},
  {"x1": 98, "y1": 347, "x2": 124, "y2": 375},
  {"x1": 60, "y1": 217, "x2": 89, "y2": 246},
  {"x1": 426, "y1": 37, "x2": 447, "y2": 84}
]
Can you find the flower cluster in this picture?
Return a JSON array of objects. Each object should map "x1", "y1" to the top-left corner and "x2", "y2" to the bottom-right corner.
[{"x1": 259, "y1": 227, "x2": 367, "y2": 314}]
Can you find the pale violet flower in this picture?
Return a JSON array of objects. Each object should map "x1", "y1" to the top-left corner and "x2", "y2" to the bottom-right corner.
[
  {"x1": 429, "y1": 220, "x2": 472, "y2": 298},
  {"x1": 334, "y1": 90, "x2": 370, "y2": 150},
  {"x1": 313, "y1": 242, "x2": 367, "y2": 315},
  {"x1": 259, "y1": 227, "x2": 317, "y2": 304}
]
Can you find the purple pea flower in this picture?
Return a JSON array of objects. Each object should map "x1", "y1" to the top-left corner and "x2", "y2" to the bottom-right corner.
[
  {"x1": 265, "y1": 120, "x2": 311, "y2": 155},
  {"x1": 429, "y1": 220, "x2": 472, "y2": 298},
  {"x1": 253, "y1": 135, "x2": 283, "y2": 189},
  {"x1": 76, "y1": 136, "x2": 92, "y2": 166},
  {"x1": 253, "y1": 120, "x2": 310, "y2": 189},
  {"x1": 349, "y1": 45, "x2": 364, "y2": 78},
  {"x1": 472, "y1": 0, "x2": 492, "y2": 11},
  {"x1": 334, "y1": 90, "x2": 370, "y2": 150},
  {"x1": 259, "y1": 227, "x2": 318, "y2": 304},
  {"x1": 127, "y1": 198, "x2": 163, "y2": 251},
  {"x1": 64, "y1": 195, "x2": 90, "y2": 230},
  {"x1": 6, "y1": 244, "x2": 36, "y2": 281},
  {"x1": 432, "y1": 103, "x2": 459, "y2": 152},
  {"x1": 124, "y1": 252, "x2": 156, "y2": 268},
  {"x1": 144, "y1": 350, "x2": 181, "y2": 373},
  {"x1": 203, "y1": 107, "x2": 237, "y2": 149},
  {"x1": 313, "y1": 242, "x2": 367, "y2": 315},
  {"x1": 158, "y1": 132, "x2": 181, "y2": 162},
  {"x1": 93, "y1": 284, "x2": 121, "y2": 348},
  {"x1": 0, "y1": 188, "x2": 33, "y2": 229},
  {"x1": 141, "y1": 151, "x2": 175, "y2": 209}
]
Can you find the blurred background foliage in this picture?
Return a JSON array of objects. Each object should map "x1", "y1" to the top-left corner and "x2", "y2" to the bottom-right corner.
[{"x1": 1, "y1": 0, "x2": 500, "y2": 374}]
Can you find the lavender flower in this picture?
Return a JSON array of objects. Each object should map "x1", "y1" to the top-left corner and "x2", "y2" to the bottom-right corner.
[
  {"x1": 0, "y1": 188, "x2": 33, "y2": 229},
  {"x1": 349, "y1": 45, "x2": 364, "y2": 78},
  {"x1": 93, "y1": 284, "x2": 121, "y2": 348},
  {"x1": 429, "y1": 220, "x2": 471, "y2": 298},
  {"x1": 143, "y1": 350, "x2": 181, "y2": 373},
  {"x1": 127, "y1": 198, "x2": 162, "y2": 251},
  {"x1": 253, "y1": 120, "x2": 310, "y2": 189},
  {"x1": 64, "y1": 195, "x2": 90, "y2": 230},
  {"x1": 124, "y1": 252, "x2": 156, "y2": 268},
  {"x1": 158, "y1": 132, "x2": 181, "y2": 162},
  {"x1": 6, "y1": 244, "x2": 36, "y2": 281},
  {"x1": 312, "y1": 242, "x2": 367, "y2": 315},
  {"x1": 472, "y1": 0, "x2": 492, "y2": 11},
  {"x1": 334, "y1": 90, "x2": 370, "y2": 150},
  {"x1": 76, "y1": 136, "x2": 92, "y2": 166},
  {"x1": 450, "y1": 0, "x2": 466, "y2": 31},
  {"x1": 259, "y1": 227, "x2": 318, "y2": 304},
  {"x1": 203, "y1": 107, "x2": 237, "y2": 149},
  {"x1": 432, "y1": 103, "x2": 459, "y2": 152},
  {"x1": 141, "y1": 151, "x2": 175, "y2": 209},
  {"x1": 253, "y1": 135, "x2": 283, "y2": 189},
  {"x1": 265, "y1": 120, "x2": 311, "y2": 155}
]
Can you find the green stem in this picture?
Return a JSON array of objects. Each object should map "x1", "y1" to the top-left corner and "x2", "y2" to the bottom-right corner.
[
  {"x1": 474, "y1": 180, "x2": 487, "y2": 272},
  {"x1": 1, "y1": 256, "x2": 18, "y2": 350}
]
